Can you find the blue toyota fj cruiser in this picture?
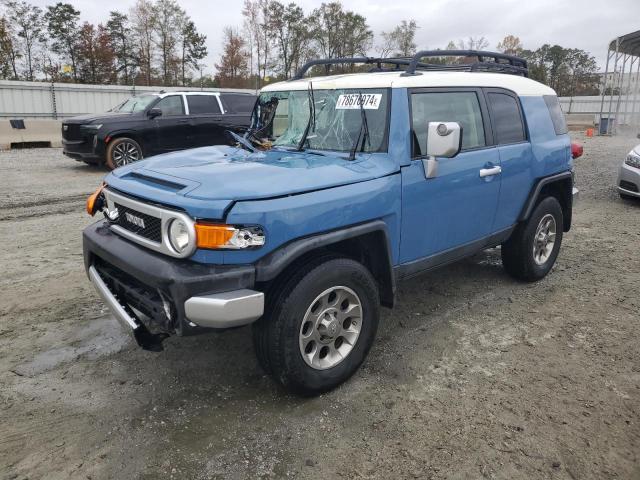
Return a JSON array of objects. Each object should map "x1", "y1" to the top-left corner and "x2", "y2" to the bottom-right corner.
[{"x1": 83, "y1": 51, "x2": 578, "y2": 395}]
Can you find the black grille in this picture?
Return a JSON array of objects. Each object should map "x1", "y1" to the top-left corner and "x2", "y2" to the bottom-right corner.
[
  {"x1": 114, "y1": 203, "x2": 162, "y2": 242},
  {"x1": 62, "y1": 123, "x2": 82, "y2": 140},
  {"x1": 620, "y1": 180, "x2": 639, "y2": 193}
]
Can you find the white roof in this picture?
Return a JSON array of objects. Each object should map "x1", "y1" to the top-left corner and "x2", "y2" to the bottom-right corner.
[{"x1": 262, "y1": 71, "x2": 556, "y2": 97}]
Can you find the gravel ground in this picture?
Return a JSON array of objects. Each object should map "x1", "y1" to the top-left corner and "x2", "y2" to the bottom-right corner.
[{"x1": 1, "y1": 136, "x2": 639, "y2": 480}]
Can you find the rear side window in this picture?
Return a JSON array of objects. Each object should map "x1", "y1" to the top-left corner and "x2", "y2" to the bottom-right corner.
[
  {"x1": 487, "y1": 92, "x2": 526, "y2": 144},
  {"x1": 187, "y1": 95, "x2": 221, "y2": 114},
  {"x1": 411, "y1": 91, "x2": 486, "y2": 156},
  {"x1": 155, "y1": 95, "x2": 184, "y2": 116},
  {"x1": 543, "y1": 95, "x2": 568, "y2": 135},
  {"x1": 221, "y1": 94, "x2": 257, "y2": 113}
]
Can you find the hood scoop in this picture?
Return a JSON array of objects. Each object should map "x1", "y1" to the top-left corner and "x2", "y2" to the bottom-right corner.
[{"x1": 128, "y1": 171, "x2": 187, "y2": 191}]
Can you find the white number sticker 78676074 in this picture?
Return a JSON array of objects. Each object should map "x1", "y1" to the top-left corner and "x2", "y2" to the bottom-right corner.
[{"x1": 335, "y1": 93, "x2": 382, "y2": 110}]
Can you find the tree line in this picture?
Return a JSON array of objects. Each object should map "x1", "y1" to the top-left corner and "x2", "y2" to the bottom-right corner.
[
  {"x1": 0, "y1": 0, "x2": 208, "y2": 86},
  {"x1": 220, "y1": 2, "x2": 599, "y2": 96},
  {"x1": 0, "y1": 0, "x2": 600, "y2": 96}
]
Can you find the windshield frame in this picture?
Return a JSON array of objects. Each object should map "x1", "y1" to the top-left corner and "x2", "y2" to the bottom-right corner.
[{"x1": 249, "y1": 87, "x2": 392, "y2": 155}]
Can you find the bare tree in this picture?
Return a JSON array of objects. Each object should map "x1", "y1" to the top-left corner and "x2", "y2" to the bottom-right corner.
[
  {"x1": 4, "y1": 0, "x2": 45, "y2": 81},
  {"x1": 215, "y1": 26, "x2": 249, "y2": 87},
  {"x1": 379, "y1": 19, "x2": 418, "y2": 58},
  {"x1": 152, "y1": 0, "x2": 186, "y2": 86},
  {"x1": 267, "y1": 1, "x2": 308, "y2": 79},
  {"x1": 496, "y1": 35, "x2": 523, "y2": 56},
  {"x1": 456, "y1": 36, "x2": 489, "y2": 51},
  {"x1": 130, "y1": 0, "x2": 156, "y2": 85}
]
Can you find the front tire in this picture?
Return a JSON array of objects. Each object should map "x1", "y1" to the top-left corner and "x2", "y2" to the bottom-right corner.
[
  {"x1": 105, "y1": 137, "x2": 143, "y2": 170},
  {"x1": 252, "y1": 257, "x2": 380, "y2": 396},
  {"x1": 501, "y1": 196, "x2": 564, "y2": 281}
]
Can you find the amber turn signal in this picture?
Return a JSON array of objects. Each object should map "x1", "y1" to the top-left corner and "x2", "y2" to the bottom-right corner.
[
  {"x1": 86, "y1": 183, "x2": 105, "y2": 216},
  {"x1": 195, "y1": 223, "x2": 235, "y2": 249}
]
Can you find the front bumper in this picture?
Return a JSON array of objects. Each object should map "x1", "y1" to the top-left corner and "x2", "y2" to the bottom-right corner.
[
  {"x1": 62, "y1": 138, "x2": 104, "y2": 163},
  {"x1": 617, "y1": 162, "x2": 640, "y2": 198},
  {"x1": 83, "y1": 221, "x2": 264, "y2": 346}
]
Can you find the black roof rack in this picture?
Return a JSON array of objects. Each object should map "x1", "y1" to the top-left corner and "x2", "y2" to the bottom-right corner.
[
  {"x1": 291, "y1": 50, "x2": 528, "y2": 81},
  {"x1": 403, "y1": 50, "x2": 528, "y2": 77},
  {"x1": 291, "y1": 57, "x2": 434, "y2": 81}
]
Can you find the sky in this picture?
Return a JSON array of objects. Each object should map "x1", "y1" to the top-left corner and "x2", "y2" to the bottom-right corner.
[{"x1": 28, "y1": 0, "x2": 640, "y2": 76}]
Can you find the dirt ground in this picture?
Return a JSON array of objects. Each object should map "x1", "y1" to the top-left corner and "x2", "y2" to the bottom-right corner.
[{"x1": 1, "y1": 135, "x2": 639, "y2": 480}]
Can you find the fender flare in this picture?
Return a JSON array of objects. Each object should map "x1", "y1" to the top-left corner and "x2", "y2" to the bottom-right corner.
[
  {"x1": 519, "y1": 171, "x2": 573, "y2": 230},
  {"x1": 254, "y1": 220, "x2": 396, "y2": 305}
]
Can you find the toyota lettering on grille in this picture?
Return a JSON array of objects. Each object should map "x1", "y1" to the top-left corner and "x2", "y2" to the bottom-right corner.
[{"x1": 125, "y1": 212, "x2": 145, "y2": 228}]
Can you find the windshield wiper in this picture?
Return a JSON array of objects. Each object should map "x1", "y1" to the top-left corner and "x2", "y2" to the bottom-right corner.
[
  {"x1": 296, "y1": 82, "x2": 315, "y2": 151},
  {"x1": 348, "y1": 92, "x2": 370, "y2": 161},
  {"x1": 226, "y1": 130, "x2": 256, "y2": 152}
]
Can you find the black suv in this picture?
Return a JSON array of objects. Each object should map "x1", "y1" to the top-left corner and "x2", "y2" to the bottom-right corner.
[{"x1": 62, "y1": 91, "x2": 256, "y2": 169}]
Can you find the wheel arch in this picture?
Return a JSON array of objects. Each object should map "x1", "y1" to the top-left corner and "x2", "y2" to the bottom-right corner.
[
  {"x1": 519, "y1": 171, "x2": 573, "y2": 232},
  {"x1": 105, "y1": 131, "x2": 145, "y2": 155},
  {"x1": 255, "y1": 220, "x2": 396, "y2": 308}
]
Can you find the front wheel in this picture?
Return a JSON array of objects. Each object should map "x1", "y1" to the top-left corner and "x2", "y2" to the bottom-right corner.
[
  {"x1": 105, "y1": 137, "x2": 143, "y2": 170},
  {"x1": 501, "y1": 196, "x2": 564, "y2": 282},
  {"x1": 252, "y1": 257, "x2": 380, "y2": 396}
]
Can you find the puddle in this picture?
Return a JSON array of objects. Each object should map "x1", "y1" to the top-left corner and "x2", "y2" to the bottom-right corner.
[{"x1": 13, "y1": 316, "x2": 130, "y2": 376}]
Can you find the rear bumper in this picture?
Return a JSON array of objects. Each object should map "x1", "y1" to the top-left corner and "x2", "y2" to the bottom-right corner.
[{"x1": 83, "y1": 221, "x2": 263, "y2": 344}]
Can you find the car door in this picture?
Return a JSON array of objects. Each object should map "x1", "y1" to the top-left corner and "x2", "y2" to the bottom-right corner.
[
  {"x1": 399, "y1": 88, "x2": 502, "y2": 266},
  {"x1": 483, "y1": 89, "x2": 533, "y2": 231},
  {"x1": 186, "y1": 94, "x2": 227, "y2": 147},
  {"x1": 153, "y1": 94, "x2": 192, "y2": 152}
]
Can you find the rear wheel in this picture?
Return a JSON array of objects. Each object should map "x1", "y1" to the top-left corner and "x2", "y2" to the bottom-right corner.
[
  {"x1": 501, "y1": 196, "x2": 564, "y2": 281},
  {"x1": 105, "y1": 137, "x2": 143, "y2": 170},
  {"x1": 252, "y1": 257, "x2": 380, "y2": 396}
]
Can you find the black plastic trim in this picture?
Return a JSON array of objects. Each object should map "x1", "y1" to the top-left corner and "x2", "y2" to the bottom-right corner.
[
  {"x1": 83, "y1": 221, "x2": 255, "y2": 336},
  {"x1": 255, "y1": 220, "x2": 394, "y2": 281},
  {"x1": 519, "y1": 171, "x2": 572, "y2": 222},
  {"x1": 395, "y1": 226, "x2": 515, "y2": 280}
]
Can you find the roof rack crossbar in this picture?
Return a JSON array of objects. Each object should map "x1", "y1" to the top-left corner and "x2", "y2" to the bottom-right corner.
[
  {"x1": 291, "y1": 57, "x2": 433, "y2": 80},
  {"x1": 403, "y1": 50, "x2": 529, "y2": 77}
]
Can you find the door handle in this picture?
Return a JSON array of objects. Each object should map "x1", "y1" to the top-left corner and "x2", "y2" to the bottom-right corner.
[{"x1": 479, "y1": 166, "x2": 502, "y2": 178}]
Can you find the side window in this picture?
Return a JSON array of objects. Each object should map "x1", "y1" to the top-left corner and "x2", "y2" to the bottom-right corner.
[
  {"x1": 187, "y1": 95, "x2": 221, "y2": 114},
  {"x1": 411, "y1": 91, "x2": 486, "y2": 157},
  {"x1": 155, "y1": 95, "x2": 184, "y2": 116},
  {"x1": 220, "y1": 94, "x2": 256, "y2": 114},
  {"x1": 543, "y1": 95, "x2": 568, "y2": 135},
  {"x1": 487, "y1": 92, "x2": 526, "y2": 144}
]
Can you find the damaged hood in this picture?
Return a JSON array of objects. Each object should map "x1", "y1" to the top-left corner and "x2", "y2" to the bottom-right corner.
[{"x1": 105, "y1": 145, "x2": 397, "y2": 219}]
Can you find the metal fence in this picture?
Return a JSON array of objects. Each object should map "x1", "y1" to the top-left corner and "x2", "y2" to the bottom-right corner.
[
  {"x1": 559, "y1": 95, "x2": 640, "y2": 129},
  {"x1": 0, "y1": 80, "x2": 256, "y2": 119},
  {"x1": 2, "y1": 79, "x2": 639, "y2": 128}
]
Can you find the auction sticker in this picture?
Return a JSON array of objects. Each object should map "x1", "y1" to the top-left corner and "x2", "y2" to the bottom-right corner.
[{"x1": 335, "y1": 93, "x2": 382, "y2": 110}]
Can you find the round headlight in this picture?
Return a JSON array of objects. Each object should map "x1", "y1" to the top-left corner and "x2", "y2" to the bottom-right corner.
[{"x1": 168, "y1": 219, "x2": 190, "y2": 253}]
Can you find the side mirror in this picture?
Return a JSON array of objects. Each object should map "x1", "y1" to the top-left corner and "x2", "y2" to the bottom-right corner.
[
  {"x1": 423, "y1": 122, "x2": 462, "y2": 179},
  {"x1": 426, "y1": 122, "x2": 462, "y2": 157},
  {"x1": 148, "y1": 108, "x2": 162, "y2": 119}
]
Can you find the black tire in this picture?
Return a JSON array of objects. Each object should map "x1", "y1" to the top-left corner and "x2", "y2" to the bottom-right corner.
[
  {"x1": 501, "y1": 196, "x2": 564, "y2": 282},
  {"x1": 252, "y1": 256, "x2": 380, "y2": 396},
  {"x1": 105, "y1": 137, "x2": 143, "y2": 170}
]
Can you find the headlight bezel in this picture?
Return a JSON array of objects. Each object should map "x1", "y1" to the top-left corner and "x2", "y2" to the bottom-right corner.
[
  {"x1": 195, "y1": 223, "x2": 266, "y2": 250},
  {"x1": 625, "y1": 152, "x2": 640, "y2": 169},
  {"x1": 167, "y1": 218, "x2": 191, "y2": 254}
]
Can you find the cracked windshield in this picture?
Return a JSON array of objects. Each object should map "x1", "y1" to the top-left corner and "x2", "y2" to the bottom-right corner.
[{"x1": 252, "y1": 88, "x2": 389, "y2": 154}]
